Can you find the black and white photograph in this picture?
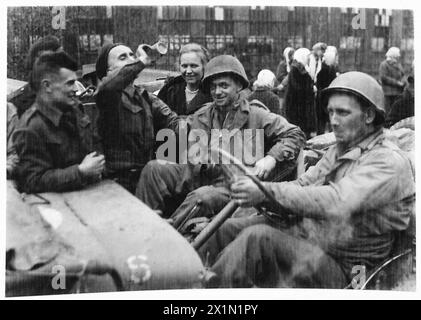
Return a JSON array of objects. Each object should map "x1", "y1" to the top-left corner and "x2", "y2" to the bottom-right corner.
[{"x1": 4, "y1": 1, "x2": 417, "y2": 300}]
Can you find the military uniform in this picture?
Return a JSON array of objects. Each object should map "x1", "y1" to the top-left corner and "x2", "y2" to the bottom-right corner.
[
  {"x1": 13, "y1": 101, "x2": 100, "y2": 193},
  {"x1": 136, "y1": 97, "x2": 305, "y2": 222},
  {"x1": 137, "y1": 54, "x2": 305, "y2": 223},
  {"x1": 199, "y1": 71, "x2": 415, "y2": 288},
  {"x1": 201, "y1": 129, "x2": 415, "y2": 287}
]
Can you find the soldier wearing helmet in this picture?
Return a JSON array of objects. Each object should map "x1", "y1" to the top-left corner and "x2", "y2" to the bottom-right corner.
[
  {"x1": 136, "y1": 55, "x2": 305, "y2": 227},
  {"x1": 199, "y1": 71, "x2": 415, "y2": 289}
]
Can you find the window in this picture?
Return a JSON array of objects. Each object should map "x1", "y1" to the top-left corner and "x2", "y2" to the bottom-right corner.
[
  {"x1": 401, "y1": 38, "x2": 414, "y2": 51},
  {"x1": 159, "y1": 34, "x2": 190, "y2": 51},
  {"x1": 371, "y1": 37, "x2": 385, "y2": 52},
  {"x1": 106, "y1": 6, "x2": 112, "y2": 18},
  {"x1": 375, "y1": 9, "x2": 391, "y2": 27},
  {"x1": 103, "y1": 34, "x2": 113, "y2": 44},
  {"x1": 206, "y1": 34, "x2": 233, "y2": 50},
  {"x1": 157, "y1": 6, "x2": 163, "y2": 20},
  {"x1": 214, "y1": 7, "x2": 224, "y2": 21},
  {"x1": 340, "y1": 36, "x2": 361, "y2": 49}
]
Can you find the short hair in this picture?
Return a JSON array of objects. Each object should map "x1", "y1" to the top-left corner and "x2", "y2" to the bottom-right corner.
[
  {"x1": 31, "y1": 51, "x2": 78, "y2": 92},
  {"x1": 26, "y1": 35, "x2": 61, "y2": 71},
  {"x1": 179, "y1": 43, "x2": 211, "y2": 66}
]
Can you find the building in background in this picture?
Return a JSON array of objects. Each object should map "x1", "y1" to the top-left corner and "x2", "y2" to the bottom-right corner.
[{"x1": 7, "y1": 6, "x2": 414, "y2": 82}]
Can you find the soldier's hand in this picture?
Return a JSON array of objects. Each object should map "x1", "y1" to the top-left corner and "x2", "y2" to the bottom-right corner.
[
  {"x1": 231, "y1": 176, "x2": 265, "y2": 207},
  {"x1": 253, "y1": 155, "x2": 276, "y2": 180},
  {"x1": 78, "y1": 152, "x2": 105, "y2": 178}
]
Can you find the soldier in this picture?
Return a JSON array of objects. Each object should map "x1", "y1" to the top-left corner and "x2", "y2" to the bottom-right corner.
[
  {"x1": 200, "y1": 71, "x2": 415, "y2": 288},
  {"x1": 9, "y1": 35, "x2": 63, "y2": 118},
  {"x1": 136, "y1": 55, "x2": 305, "y2": 226},
  {"x1": 13, "y1": 51, "x2": 105, "y2": 193}
]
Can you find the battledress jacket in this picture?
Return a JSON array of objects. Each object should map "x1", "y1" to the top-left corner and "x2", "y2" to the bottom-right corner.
[{"x1": 13, "y1": 101, "x2": 99, "y2": 193}]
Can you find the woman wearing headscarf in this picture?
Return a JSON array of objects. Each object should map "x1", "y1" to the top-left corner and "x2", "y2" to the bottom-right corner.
[
  {"x1": 309, "y1": 42, "x2": 327, "y2": 82},
  {"x1": 275, "y1": 47, "x2": 294, "y2": 112},
  {"x1": 284, "y1": 48, "x2": 316, "y2": 139},
  {"x1": 315, "y1": 49, "x2": 338, "y2": 134},
  {"x1": 248, "y1": 69, "x2": 282, "y2": 115},
  {"x1": 276, "y1": 47, "x2": 294, "y2": 84},
  {"x1": 379, "y1": 47, "x2": 405, "y2": 115},
  {"x1": 158, "y1": 43, "x2": 212, "y2": 116},
  {"x1": 326, "y1": 45, "x2": 340, "y2": 75}
]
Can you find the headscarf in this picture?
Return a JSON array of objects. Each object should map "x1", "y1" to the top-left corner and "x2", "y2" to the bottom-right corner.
[
  {"x1": 294, "y1": 48, "x2": 311, "y2": 66},
  {"x1": 326, "y1": 45, "x2": 337, "y2": 55},
  {"x1": 253, "y1": 69, "x2": 276, "y2": 89},
  {"x1": 323, "y1": 50, "x2": 337, "y2": 66},
  {"x1": 385, "y1": 47, "x2": 401, "y2": 61},
  {"x1": 326, "y1": 46, "x2": 339, "y2": 66},
  {"x1": 294, "y1": 48, "x2": 311, "y2": 74}
]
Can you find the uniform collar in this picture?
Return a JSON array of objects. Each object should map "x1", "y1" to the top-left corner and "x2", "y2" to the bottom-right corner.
[
  {"x1": 34, "y1": 99, "x2": 89, "y2": 128},
  {"x1": 336, "y1": 129, "x2": 384, "y2": 161},
  {"x1": 206, "y1": 97, "x2": 250, "y2": 129},
  {"x1": 34, "y1": 100, "x2": 64, "y2": 127}
]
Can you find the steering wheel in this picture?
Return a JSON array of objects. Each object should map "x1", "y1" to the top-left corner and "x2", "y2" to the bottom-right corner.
[
  {"x1": 212, "y1": 147, "x2": 293, "y2": 218},
  {"x1": 191, "y1": 147, "x2": 293, "y2": 250}
]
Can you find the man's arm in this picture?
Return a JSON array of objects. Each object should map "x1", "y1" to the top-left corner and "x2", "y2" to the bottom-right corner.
[
  {"x1": 99, "y1": 60, "x2": 147, "y2": 93},
  {"x1": 13, "y1": 128, "x2": 87, "y2": 193},
  {"x1": 259, "y1": 109, "x2": 306, "y2": 163},
  {"x1": 149, "y1": 93, "x2": 180, "y2": 132},
  {"x1": 264, "y1": 148, "x2": 414, "y2": 221}
]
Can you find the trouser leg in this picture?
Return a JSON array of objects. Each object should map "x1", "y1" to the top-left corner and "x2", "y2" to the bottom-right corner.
[
  {"x1": 135, "y1": 161, "x2": 187, "y2": 217},
  {"x1": 198, "y1": 214, "x2": 268, "y2": 267},
  {"x1": 210, "y1": 224, "x2": 347, "y2": 288},
  {"x1": 170, "y1": 185, "x2": 232, "y2": 230}
]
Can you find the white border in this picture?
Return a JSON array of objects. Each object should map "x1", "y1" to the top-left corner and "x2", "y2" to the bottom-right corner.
[{"x1": 1, "y1": 0, "x2": 420, "y2": 300}]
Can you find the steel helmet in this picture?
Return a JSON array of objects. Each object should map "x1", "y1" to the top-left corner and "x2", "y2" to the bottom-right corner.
[
  {"x1": 202, "y1": 55, "x2": 249, "y2": 92},
  {"x1": 321, "y1": 71, "x2": 385, "y2": 122}
]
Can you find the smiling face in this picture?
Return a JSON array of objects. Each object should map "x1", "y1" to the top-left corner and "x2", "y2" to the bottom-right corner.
[
  {"x1": 180, "y1": 52, "x2": 204, "y2": 88},
  {"x1": 107, "y1": 45, "x2": 136, "y2": 74},
  {"x1": 46, "y1": 67, "x2": 79, "y2": 109},
  {"x1": 327, "y1": 93, "x2": 375, "y2": 150},
  {"x1": 209, "y1": 75, "x2": 242, "y2": 108}
]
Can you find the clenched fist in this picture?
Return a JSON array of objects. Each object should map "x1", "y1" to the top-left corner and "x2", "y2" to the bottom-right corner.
[
  {"x1": 78, "y1": 152, "x2": 105, "y2": 178},
  {"x1": 253, "y1": 155, "x2": 276, "y2": 180}
]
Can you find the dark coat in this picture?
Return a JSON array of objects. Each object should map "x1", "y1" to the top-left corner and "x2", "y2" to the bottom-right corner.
[
  {"x1": 386, "y1": 87, "x2": 414, "y2": 128},
  {"x1": 248, "y1": 87, "x2": 282, "y2": 115},
  {"x1": 96, "y1": 61, "x2": 179, "y2": 173},
  {"x1": 158, "y1": 75, "x2": 212, "y2": 116},
  {"x1": 379, "y1": 59, "x2": 405, "y2": 96},
  {"x1": 316, "y1": 62, "x2": 337, "y2": 92},
  {"x1": 13, "y1": 101, "x2": 98, "y2": 193},
  {"x1": 315, "y1": 62, "x2": 337, "y2": 134},
  {"x1": 275, "y1": 60, "x2": 288, "y2": 84},
  {"x1": 284, "y1": 61, "x2": 316, "y2": 137}
]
